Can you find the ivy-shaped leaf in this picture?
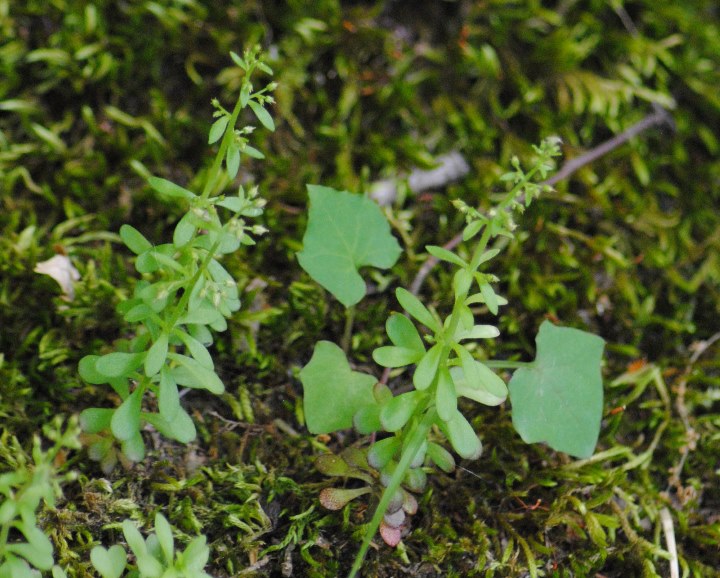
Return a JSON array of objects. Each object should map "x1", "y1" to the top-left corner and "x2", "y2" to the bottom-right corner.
[
  {"x1": 297, "y1": 185, "x2": 402, "y2": 307},
  {"x1": 299, "y1": 341, "x2": 378, "y2": 434},
  {"x1": 508, "y1": 320, "x2": 605, "y2": 459}
]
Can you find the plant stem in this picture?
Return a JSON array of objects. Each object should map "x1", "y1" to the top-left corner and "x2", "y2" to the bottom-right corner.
[
  {"x1": 341, "y1": 305, "x2": 356, "y2": 354},
  {"x1": 348, "y1": 408, "x2": 437, "y2": 578}
]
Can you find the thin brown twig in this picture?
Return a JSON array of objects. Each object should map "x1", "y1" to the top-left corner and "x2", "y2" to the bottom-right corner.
[{"x1": 408, "y1": 105, "x2": 674, "y2": 296}]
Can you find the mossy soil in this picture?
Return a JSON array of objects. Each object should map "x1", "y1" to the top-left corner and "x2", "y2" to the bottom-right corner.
[{"x1": 1, "y1": 1, "x2": 719, "y2": 576}]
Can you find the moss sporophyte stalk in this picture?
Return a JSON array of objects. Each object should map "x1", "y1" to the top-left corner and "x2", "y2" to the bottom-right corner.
[{"x1": 299, "y1": 137, "x2": 605, "y2": 576}]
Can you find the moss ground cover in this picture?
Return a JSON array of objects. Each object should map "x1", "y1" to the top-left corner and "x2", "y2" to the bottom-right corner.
[{"x1": 1, "y1": 1, "x2": 719, "y2": 576}]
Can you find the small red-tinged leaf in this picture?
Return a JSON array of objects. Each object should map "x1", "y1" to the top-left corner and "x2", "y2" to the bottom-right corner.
[
  {"x1": 319, "y1": 487, "x2": 371, "y2": 511},
  {"x1": 379, "y1": 521, "x2": 402, "y2": 547},
  {"x1": 383, "y1": 508, "x2": 405, "y2": 529},
  {"x1": 402, "y1": 490, "x2": 418, "y2": 515}
]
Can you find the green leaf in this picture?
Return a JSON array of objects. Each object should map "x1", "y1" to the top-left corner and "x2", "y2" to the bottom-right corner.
[
  {"x1": 508, "y1": 321, "x2": 605, "y2": 458},
  {"x1": 353, "y1": 405, "x2": 382, "y2": 434},
  {"x1": 425, "y1": 245, "x2": 468, "y2": 267},
  {"x1": 181, "y1": 536, "x2": 210, "y2": 572},
  {"x1": 444, "y1": 411, "x2": 482, "y2": 460},
  {"x1": 168, "y1": 353, "x2": 224, "y2": 394},
  {"x1": 367, "y1": 436, "x2": 401, "y2": 470},
  {"x1": 226, "y1": 142, "x2": 241, "y2": 178},
  {"x1": 80, "y1": 408, "x2": 114, "y2": 433},
  {"x1": 8, "y1": 526, "x2": 53, "y2": 570},
  {"x1": 413, "y1": 343, "x2": 443, "y2": 391},
  {"x1": 79, "y1": 355, "x2": 108, "y2": 384},
  {"x1": 91, "y1": 545, "x2": 127, "y2": 578},
  {"x1": 248, "y1": 100, "x2": 275, "y2": 131},
  {"x1": 380, "y1": 391, "x2": 420, "y2": 432},
  {"x1": 111, "y1": 388, "x2": 142, "y2": 441},
  {"x1": 208, "y1": 116, "x2": 229, "y2": 144},
  {"x1": 299, "y1": 341, "x2": 378, "y2": 434},
  {"x1": 297, "y1": 185, "x2": 402, "y2": 307},
  {"x1": 426, "y1": 442, "x2": 455, "y2": 473},
  {"x1": 230, "y1": 51, "x2": 246, "y2": 70},
  {"x1": 120, "y1": 225, "x2": 153, "y2": 255},
  {"x1": 145, "y1": 406, "x2": 196, "y2": 443},
  {"x1": 154, "y1": 513, "x2": 174, "y2": 566},
  {"x1": 395, "y1": 288, "x2": 439, "y2": 332},
  {"x1": 435, "y1": 365, "x2": 457, "y2": 422},
  {"x1": 95, "y1": 352, "x2": 145, "y2": 379},
  {"x1": 480, "y1": 283, "x2": 499, "y2": 315},
  {"x1": 373, "y1": 345, "x2": 423, "y2": 368},
  {"x1": 173, "y1": 212, "x2": 197, "y2": 248},
  {"x1": 176, "y1": 331, "x2": 214, "y2": 369},
  {"x1": 145, "y1": 333, "x2": 168, "y2": 377},
  {"x1": 385, "y1": 313, "x2": 425, "y2": 352},
  {"x1": 148, "y1": 176, "x2": 196, "y2": 200},
  {"x1": 121, "y1": 431, "x2": 146, "y2": 462},
  {"x1": 450, "y1": 364, "x2": 506, "y2": 406},
  {"x1": 158, "y1": 368, "x2": 180, "y2": 421}
]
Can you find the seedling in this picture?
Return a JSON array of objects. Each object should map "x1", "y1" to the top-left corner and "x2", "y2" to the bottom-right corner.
[
  {"x1": 91, "y1": 512, "x2": 213, "y2": 578},
  {"x1": 0, "y1": 416, "x2": 79, "y2": 578},
  {"x1": 78, "y1": 48, "x2": 275, "y2": 469},
  {"x1": 299, "y1": 138, "x2": 605, "y2": 576}
]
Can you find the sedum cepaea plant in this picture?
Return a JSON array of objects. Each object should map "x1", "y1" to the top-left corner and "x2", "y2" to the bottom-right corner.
[
  {"x1": 0, "y1": 416, "x2": 80, "y2": 578},
  {"x1": 91, "y1": 513, "x2": 213, "y2": 578},
  {"x1": 79, "y1": 47, "x2": 275, "y2": 470},
  {"x1": 299, "y1": 138, "x2": 605, "y2": 576}
]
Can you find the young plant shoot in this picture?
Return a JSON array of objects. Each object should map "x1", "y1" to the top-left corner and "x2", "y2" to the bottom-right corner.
[
  {"x1": 79, "y1": 48, "x2": 275, "y2": 470},
  {"x1": 299, "y1": 138, "x2": 605, "y2": 577}
]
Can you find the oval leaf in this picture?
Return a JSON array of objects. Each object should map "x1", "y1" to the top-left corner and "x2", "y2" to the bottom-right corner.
[
  {"x1": 120, "y1": 224, "x2": 152, "y2": 255},
  {"x1": 395, "y1": 288, "x2": 439, "y2": 332}
]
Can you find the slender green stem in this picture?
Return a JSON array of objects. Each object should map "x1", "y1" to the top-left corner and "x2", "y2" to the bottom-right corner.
[
  {"x1": 348, "y1": 408, "x2": 437, "y2": 578},
  {"x1": 201, "y1": 79, "x2": 250, "y2": 200},
  {"x1": 341, "y1": 305, "x2": 356, "y2": 354}
]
